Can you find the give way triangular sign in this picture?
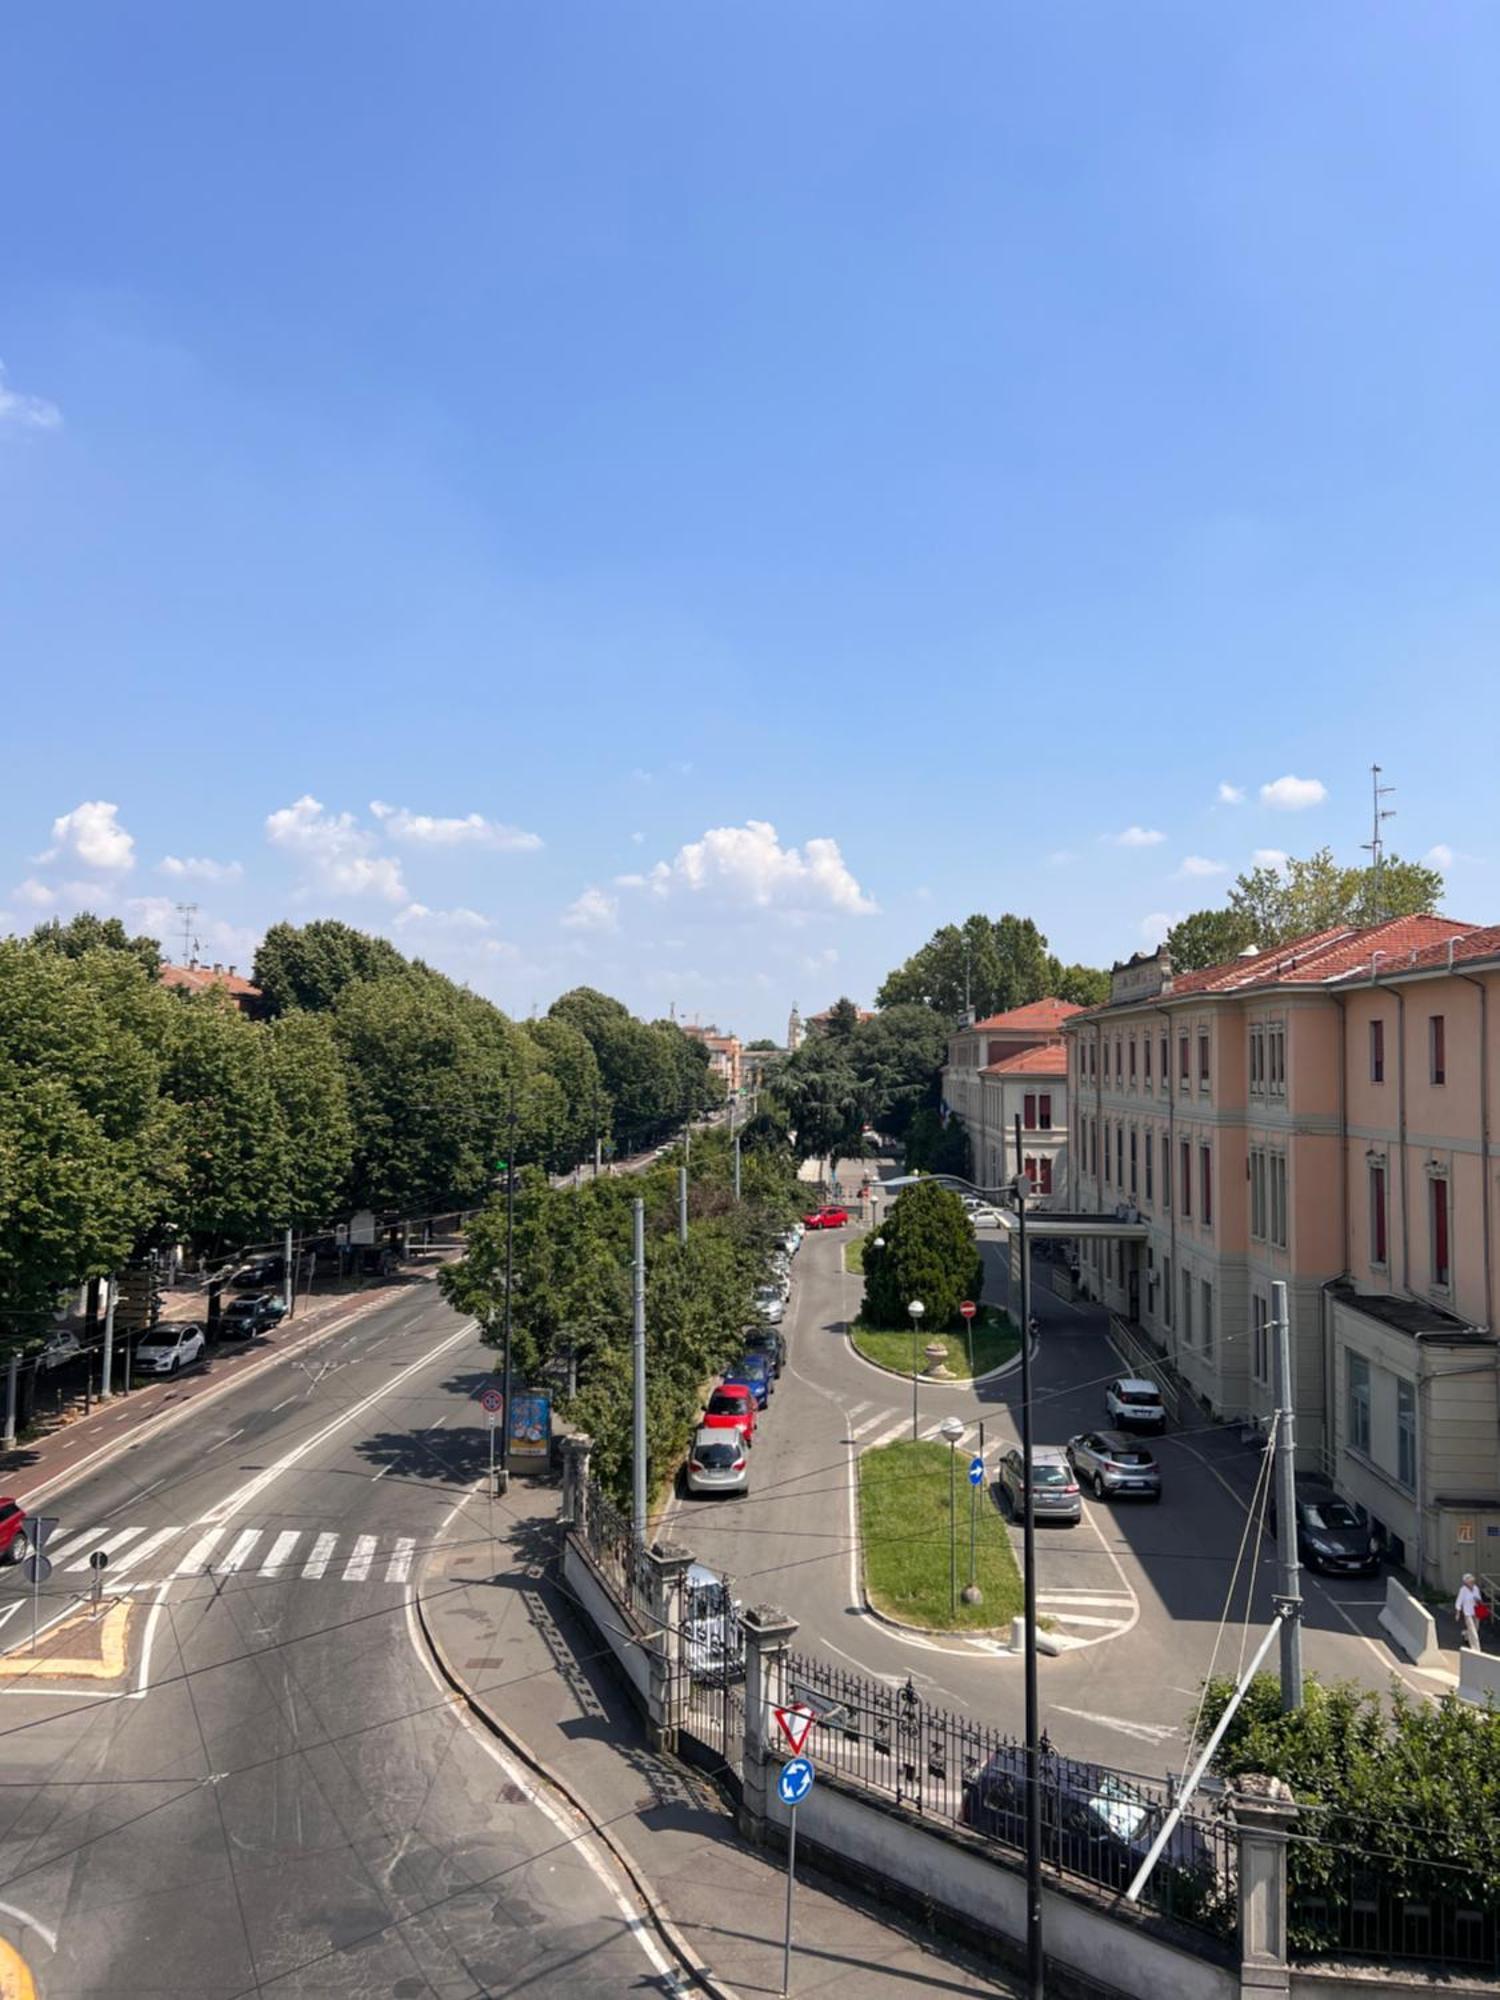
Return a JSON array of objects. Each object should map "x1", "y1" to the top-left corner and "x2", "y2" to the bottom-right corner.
[{"x1": 774, "y1": 1704, "x2": 815, "y2": 1755}]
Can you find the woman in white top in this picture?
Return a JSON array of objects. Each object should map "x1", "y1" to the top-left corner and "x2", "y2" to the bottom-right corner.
[{"x1": 1456, "y1": 1573, "x2": 1484, "y2": 1651}]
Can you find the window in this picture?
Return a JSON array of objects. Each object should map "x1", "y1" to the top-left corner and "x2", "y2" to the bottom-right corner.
[
  {"x1": 1430, "y1": 1014, "x2": 1446, "y2": 1086},
  {"x1": 1090, "y1": 1118, "x2": 1098, "y2": 1176},
  {"x1": 1103, "y1": 1040, "x2": 1110, "y2": 1081},
  {"x1": 1250, "y1": 1149, "x2": 1267, "y2": 1240},
  {"x1": 1269, "y1": 1154, "x2": 1288, "y2": 1249},
  {"x1": 1038, "y1": 1093, "x2": 1052, "y2": 1130},
  {"x1": 1370, "y1": 1018, "x2": 1385, "y2": 1085},
  {"x1": 1116, "y1": 1124, "x2": 1124, "y2": 1186},
  {"x1": 1115, "y1": 1038, "x2": 1122, "y2": 1082},
  {"x1": 1200, "y1": 1145, "x2": 1212, "y2": 1227},
  {"x1": 1161, "y1": 1134, "x2": 1172, "y2": 1210},
  {"x1": 1250, "y1": 1027, "x2": 1265, "y2": 1094},
  {"x1": 1198, "y1": 1032, "x2": 1210, "y2": 1088},
  {"x1": 1251, "y1": 1295, "x2": 1269, "y2": 1386},
  {"x1": 1025, "y1": 1155, "x2": 1038, "y2": 1188},
  {"x1": 1267, "y1": 1024, "x2": 1286, "y2": 1095},
  {"x1": 1397, "y1": 1378, "x2": 1416, "y2": 1490},
  {"x1": 1144, "y1": 1036, "x2": 1152, "y2": 1085},
  {"x1": 1369, "y1": 1163, "x2": 1387, "y2": 1267},
  {"x1": 1160, "y1": 1032, "x2": 1168, "y2": 1079},
  {"x1": 1129, "y1": 1038, "x2": 1137, "y2": 1082},
  {"x1": 1431, "y1": 1176, "x2": 1451, "y2": 1287},
  {"x1": 1144, "y1": 1135, "x2": 1154, "y2": 1204},
  {"x1": 1103, "y1": 1122, "x2": 1111, "y2": 1185},
  {"x1": 1024, "y1": 1093, "x2": 1037, "y2": 1131},
  {"x1": 1129, "y1": 1128, "x2": 1138, "y2": 1196},
  {"x1": 1347, "y1": 1353, "x2": 1371, "y2": 1456},
  {"x1": 1162, "y1": 1254, "x2": 1173, "y2": 1326},
  {"x1": 1201, "y1": 1279, "x2": 1214, "y2": 1360},
  {"x1": 1181, "y1": 1268, "x2": 1194, "y2": 1345},
  {"x1": 1180, "y1": 1140, "x2": 1192, "y2": 1218},
  {"x1": 1039, "y1": 1157, "x2": 1053, "y2": 1195},
  {"x1": 1178, "y1": 1035, "x2": 1189, "y2": 1088}
]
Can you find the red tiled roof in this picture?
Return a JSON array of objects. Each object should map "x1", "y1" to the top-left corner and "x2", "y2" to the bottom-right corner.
[
  {"x1": 982, "y1": 1044, "x2": 1068, "y2": 1077},
  {"x1": 161, "y1": 963, "x2": 262, "y2": 1001},
  {"x1": 970, "y1": 998, "x2": 1084, "y2": 1032},
  {"x1": 1330, "y1": 922, "x2": 1500, "y2": 984}
]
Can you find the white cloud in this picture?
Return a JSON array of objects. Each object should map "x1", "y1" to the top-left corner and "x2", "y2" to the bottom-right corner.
[
  {"x1": 0, "y1": 362, "x2": 62, "y2": 431},
  {"x1": 1109, "y1": 826, "x2": 1167, "y2": 849},
  {"x1": 1216, "y1": 782, "x2": 1245, "y2": 805},
  {"x1": 159, "y1": 855, "x2": 243, "y2": 883},
  {"x1": 642, "y1": 819, "x2": 877, "y2": 915},
  {"x1": 562, "y1": 887, "x2": 618, "y2": 931},
  {"x1": 613, "y1": 872, "x2": 648, "y2": 889},
  {"x1": 1426, "y1": 843, "x2": 1455, "y2": 870},
  {"x1": 368, "y1": 802, "x2": 542, "y2": 853},
  {"x1": 1177, "y1": 855, "x2": 1227, "y2": 879},
  {"x1": 265, "y1": 795, "x2": 408, "y2": 903},
  {"x1": 1252, "y1": 847, "x2": 1290, "y2": 873},
  {"x1": 13, "y1": 877, "x2": 56, "y2": 908},
  {"x1": 123, "y1": 895, "x2": 180, "y2": 932},
  {"x1": 1139, "y1": 911, "x2": 1183, "y2": 945},
  {"x1": 393, "y1": 903, "x2": 491, "y2": 931},
  {"x1": 1048, "y1": 849, "x2": 1075, "y2": 866},
  {"x1": 1260, "y1": 774, "x2": 1326, "y2": 812},
  {"x1": 44, "y1": 800, "x2": 135, "y2": 872}
]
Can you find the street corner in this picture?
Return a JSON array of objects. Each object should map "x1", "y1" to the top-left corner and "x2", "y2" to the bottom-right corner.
[{"x1": 0, "y1": 1596, "x2": 133, "y2": 1688}]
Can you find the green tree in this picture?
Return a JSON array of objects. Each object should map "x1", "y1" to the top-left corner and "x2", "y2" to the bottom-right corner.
[
  {"x1": 746, "y1": 1038, "x2": 778, "y2": 1052},
  {"x1": 252, "y1": 919, "x2": 410, "y2": 1016},
  {"x1": 820, "y1": 996, "x2": 862, "y2": 1043},
  {"x1": 160, "y1": 993, "x2": 289, "y2": 1248},
  {"x1": 849, "y1": 1004, "x2": 948, "y2": 1142},
  {"x1": 28, "y1": 911, "x2": 162, "y2": 977},
  {"x1": 863, "y1": 1179, "x2": 982, "y2": 1331},
  {"x1": 878, "y1": 913, "x2": 1100, "y2": 1022},
  {"x1": 1165, "y1": 908, "x2": 1258, "y2": 972},
  {"x1": 523, "y1": 1015, "x2": 608, "y2": 1173},
  {"x1": 264, "y1": 1010, "x2": 354, "y2": 1227},
  {"x1": 776, "y1": 1039, "x2": 865, "y2": 1174},
  {"x1": 903, "y1": 1105, "x2": 973, "y2": 1177},
  {"x1": 1046, "y1": 959, "x2": 1110, "y2": 1008},
  {"x1": 1227, "y1": 848, "x2": 1443, "y2": 948}
]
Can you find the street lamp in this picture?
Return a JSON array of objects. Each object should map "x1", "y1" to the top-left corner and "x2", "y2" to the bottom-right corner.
[
  {"x1": 940, "y1": 1415, "x2": 965, "y2": 1617},
  {"x1": 907, "y1": 1300, "x2": 926, "y2": 1440}
]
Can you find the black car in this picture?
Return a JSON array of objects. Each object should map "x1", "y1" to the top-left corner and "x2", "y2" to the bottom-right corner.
[
  {"x1": 219, "y1": 1293, "x2": 288, "y2": 1339},
  {"x1": 742, "y1": 1324, "x2": 785, "y2": 1376},
  {"x1": 233, "y1": 1257, "x2": 284, "y2": 1291},
  {"x1": 962, "y1": 1748, "x2": 1212, "y2": 1893},
  {"x1": 1270, "y1": 1483, "x2": 1381, "y2": 1577}
]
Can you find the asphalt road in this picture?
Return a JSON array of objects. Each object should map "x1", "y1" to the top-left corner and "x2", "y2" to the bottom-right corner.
[
  {"x1": 670, "y1": 1213, "x2": 1432, "y2": 1772},
  {"x1": 0, "y1": 1282, "x2": 666, "y2": 1997}
]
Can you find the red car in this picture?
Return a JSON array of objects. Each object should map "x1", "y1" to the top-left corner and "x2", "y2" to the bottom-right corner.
[
  {"x1": 702, "y1": 1384, "x2": 757, "y2": 1441},
  {"x1": 803, "y1": 1206, "x2": 850, "y2": 1230},
  {"x1": 0, "y1": 1498, "x2": 28, "y2": 1565}
]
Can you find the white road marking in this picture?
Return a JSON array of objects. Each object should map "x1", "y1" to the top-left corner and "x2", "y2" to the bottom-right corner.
[
  {"x1": 174, "y1": 1527, "x2": 225, "y2": 1576},
  {"x1": 1036, "y1": 1591, "x2": 1135, "y2": 1608},
  {"x1": 343, "y1": 1535, "x2": 376, "y2": 1581},
  {"x1": 864, "y1": 1418, "x2": 911, "y2": 1452},
  {"x1": 108, "y1": 1526, "x2": 184, "y2": 1575},
  {"x1": 302, "y1": 1532, "x2": 337, "y2": 1579},
  {"x1": 45, "y1": 1525, "x2": 106, "y2": 1562},
  {"x1": 385, "y1": 1537, "x2": 416, "y2": 1583},
  {"x1": 259, "y1": 1531, "x2": 302, "y2": 1577},
  {"x1": 847, "y1": 1410, "x2": 893, "y2": 1440},
  {"x1": 219, "y1": 1529, "x2": 263, "y2": 1573},
  {"x1": 1043, "y1": 1611, "x2": 1132, "y2": 1628},
  {"x1": 62, "y1": 1525, "x2": 149, "y2": 1571},
  {"x1": 1052, "y1": 1705, "x2": 1179, "y2": 1745}
]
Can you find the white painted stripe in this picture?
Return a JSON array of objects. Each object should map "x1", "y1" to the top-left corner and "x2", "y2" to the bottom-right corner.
[
  {"x1": 1036, "y1": 1591, "x2": 1135, "y2": 1607},
  {"x1": 46, "y1": 1525, "x2": 107, "y2": 1562},
  {"x1": 385, "y1": 1537, "x2": 416, "y2": 1583},
  {"x1": 342, "y1": 1534, "x2": 376, "y2": 1581},
  {"x1": 864, "y1": 1419, "x2": 911, "y2": 1452},
  {"x1": 848, "y1": 1409, "x2": 894, "y2": 1439},
  {"x1": 1043, "y1": 1611, "x2": 1132, "y2": 1628},
  {"x1": 302, "y1": 1532, "x2": 337, "y2": 1579},
  {"x1": 63, "y1": 1525, "x2": 148, "y2": 1572},
  {"x1": 107, "y1": 1526, "x2": 184, "y2": 1575},
  {"x1": 845, "y1": 1401, "x2": 873, "y2": 1421},
  {"x1": 259, "y1": 1531, "x2": 301, "y2": 1577},
  {"x1": 218, "y1": 1529, "x2": 262, "y2": 1574},
  {"x1": 174, "y1": 1527, "x2": 225, "y2": 1576}
]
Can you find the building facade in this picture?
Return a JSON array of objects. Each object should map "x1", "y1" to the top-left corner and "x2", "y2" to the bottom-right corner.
[
  {"x1": 944, "y1": 999, "x2": 1080, "y2": 1204},
  {"x1": 682, "y1": 1023, "x2": 743, "y2": 1097},
  {"x1": 1063, "y1": 918, "x2": 1500, "y2": 1589}
]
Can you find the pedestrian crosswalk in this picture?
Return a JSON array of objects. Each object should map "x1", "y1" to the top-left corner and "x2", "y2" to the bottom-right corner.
[
  {"x1": 844, "y1": 1400, "x2": 980, "y2": 1452},
  {"x1": 34, "y1": 1520, "x2": 428, "y2": 1589}
]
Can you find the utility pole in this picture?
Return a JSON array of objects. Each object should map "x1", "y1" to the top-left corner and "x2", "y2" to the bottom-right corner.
[
  {"x1": 733, "y1": 1128, "x2": 742, "y2": 1203},
  {"x1": 1362, "y1": 763, "x2": 1396, "y2": 923},
  {"x1": 1013, "y1": 1111, "x2": 1044, "y2": 2000},
  {"x1": 3, "y1": 1351, "x2": 17, "y2": 1449},
  {"x1": 678, "y1": 1165, "x2": 689, "y2": 1245},
  {"x1": 1271, "y1": 1278, "x2": 1304, "y2": 1710},
  {"x1": 631, "y1": 1196, "x2": 647, "y2": 1544},
  {"x1": 283, "y1": 1225, "x2": 295, "y2": 1320},
  {"x1": 101, "y1": 1277, "x2": 117, "y2": 1401},
  {"x1": 499, "y1": 1090, "x2": 517, "y2": 1498}
]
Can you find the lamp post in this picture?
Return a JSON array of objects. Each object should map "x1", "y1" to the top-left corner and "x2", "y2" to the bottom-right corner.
[
  {"x1": 1013, "y1": 1112, "x2": 1043, "y2": 2000},
  {"x1": 907, "y1": 1300, "x2": 925, "y2": 1440},
  {"x1": 940, "y1": 1415, "x2": 964, "y2": 1619}
]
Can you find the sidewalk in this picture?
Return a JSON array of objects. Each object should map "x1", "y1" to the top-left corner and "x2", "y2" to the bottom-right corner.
[{"x1": 417, "y1": 1480, "x2": 1021, "y2": 2000}]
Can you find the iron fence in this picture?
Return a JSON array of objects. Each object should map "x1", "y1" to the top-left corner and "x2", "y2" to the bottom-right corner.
[
  {"x1": 1293, "y1": 1867, "x2": 1500, "y2": 1974},
  {"x1": 580, "y1": 1479, "x2": 652, "y2": 1614},
  {"x1": 779, "y1": 1650, "x2": 1235, "y2": 1939}
]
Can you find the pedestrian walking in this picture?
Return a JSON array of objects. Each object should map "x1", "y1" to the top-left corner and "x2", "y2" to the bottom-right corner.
[{"x1": 1456, "y1": 1572, "x2": 1485, "y2": 1651}]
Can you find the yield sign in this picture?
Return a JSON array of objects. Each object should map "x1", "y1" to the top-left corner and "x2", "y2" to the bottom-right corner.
[{"x1": 774, "y1": 1704, "x2": 815, "y2": 1755}]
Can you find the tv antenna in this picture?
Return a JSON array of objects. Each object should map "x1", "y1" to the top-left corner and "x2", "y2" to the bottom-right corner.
[
  {"x1": 175, "y1": 901, "x2": 200, "y2": 964},
  {"x1": 1361, "y1": 765, "x2": 1396, "y2": 921}
]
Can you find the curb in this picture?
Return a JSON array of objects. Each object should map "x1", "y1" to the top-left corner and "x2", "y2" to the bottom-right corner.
[
  {"x1": 412, "y1": 1536, "x2": 737, "y2": 2000},
  {"x1": 843, "y1": 1328, "x2": 1031, "y2": 1390},
  {"x1": 852, "y1": 1449, "x2": 1017, "y2": 1648}
]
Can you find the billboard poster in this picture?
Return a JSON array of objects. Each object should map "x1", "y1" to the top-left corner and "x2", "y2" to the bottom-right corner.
[{"x1": 508, "y1": 1388, "x2": 552, "y2": 1461}]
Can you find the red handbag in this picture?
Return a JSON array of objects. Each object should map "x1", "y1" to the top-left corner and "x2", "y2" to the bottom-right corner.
[{"x1": 1476, "y1": 1601, "x2": 1491, "y2": 1621}]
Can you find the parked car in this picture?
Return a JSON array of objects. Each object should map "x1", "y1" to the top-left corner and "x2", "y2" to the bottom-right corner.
[
  {"x1": 35, "y1": 1330, "x2": 82, "y2": 1371},
  {"x1": 1105, "y1": 1376, "x2": 1167, "y2": 1432},
  {"x1": 684, "y1": 1427, "x2": 750, "y2": 1500},
  {"x1": 802, "y1": 1206, "x2": 850, "y2": 1230},
  {"x1": 233, "y1": 1257, "x2": 283, "y2": 1291},
  {"x1": 997, "y1": 1445, "x2": 1081, "y2": 1525},
  {"x1": 731, "y1": 1351, "x2": 773, "y2": 1407},
  {"x1": 1269, "y1": 1480, "x2": 1382, "y2": 1577},
  {"x1": 702, "y1": 1384, "x2": 757, "y2": 1441},
  {"x1": 219, "y1": 1294, "x2": 287, "y2": 1339},
  {"x1": 753, "y1": 1285, "x2": 786, "y2": 1325},
  {"x1": 133, "y1": 1323, "x2": 207, "y2": 1377},
  {"x1": 778, "y1": 1226, "x2": 804, "y2": 1257},
  {"x1": 0, "y1": 1499, "x2": 28, "y2": 1565},
  {"x1": 683, "y1": 1562, "x2": 744, "y2": 1681},
  {"x1": 743, "y1": 1324, "x2": 786, "y2": 1376},
  {"x1": 1066, "y1": 1431, "x2": 1162, "y2": 1502},
  {"x1": 962, "y1": 1747, "x2": 1213, "y2": 1892}
]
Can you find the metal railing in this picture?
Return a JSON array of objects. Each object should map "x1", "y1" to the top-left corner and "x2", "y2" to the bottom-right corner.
[
  {"x1": 580, "y1": 1479, "x2": 652, "y2": 1613},
  {"x1": 1293, "y1": 1866, "x2": 1500, "y2": 1973}
]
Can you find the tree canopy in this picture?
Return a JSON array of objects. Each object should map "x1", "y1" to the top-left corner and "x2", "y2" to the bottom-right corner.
[
  {"x1": 1168, "y1": 849, "x2": 1446, "y2": 971},
  {"x1": 862, "y1": 1179, "x2": 982, "y2": 1332},
  {"x1": 877, "y1": 913, "x2": 1107, "y2": 1022}
]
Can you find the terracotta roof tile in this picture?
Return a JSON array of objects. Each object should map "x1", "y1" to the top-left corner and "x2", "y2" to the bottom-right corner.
[
  {"x1": 161, "y1": 963, "x2": 263, "y2": 1001},
  {"x1": 970, "y1": 998, "x2": 1084, "y2": 1032},
  {"x1": 982, "y1": 1044, "x2": 1068, "y2": 1077},
  {"x1": 1330, "y1": 921, "x2": 1500, "y2": 983}
]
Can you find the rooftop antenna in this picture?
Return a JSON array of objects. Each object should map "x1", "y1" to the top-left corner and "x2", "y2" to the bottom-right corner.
[
  {"x1": 1361, "y1": 765, "x2": 1397, "y2": 922},
  {"x1": 175, "y1": 901, "x2": 199, "y2": 965}
]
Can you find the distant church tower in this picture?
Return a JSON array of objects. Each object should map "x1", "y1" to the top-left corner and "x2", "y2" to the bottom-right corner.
[{"x1": 786, "y1": 1003, "x2": 804, "y2": 1052}]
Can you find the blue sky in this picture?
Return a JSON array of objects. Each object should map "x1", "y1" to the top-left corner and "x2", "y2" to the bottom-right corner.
[{"x1": 4, "y1": 4, "x2": 1498, "y2": 1039}]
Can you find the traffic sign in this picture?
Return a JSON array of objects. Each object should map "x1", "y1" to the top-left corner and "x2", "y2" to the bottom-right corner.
[
  {"x1": 777, "y1": 1756, "x2": 815, "y2": 1807},
  {"x1": 774, "y1": 1704, "x2": 816, "y2": 1755},
  {"x1": 22, "y1": 1554, "x2": 52, "y2": 1587},
  {"x1": 89, "y1": 1549, "x2": 109, "y2": 1571},
  {"x1": 958, "y1": 1301, "x2": 977, "y2": 1321},
  {"x1": 29, "y1": 1516, "x2": 59, "y2": 1554},
  {"x1": 968, "y1": 1455, "x2": 985, "y2": 1487},
  {"x1": 479, "y1": 1386, "x2": 504, "y2": 1416}
]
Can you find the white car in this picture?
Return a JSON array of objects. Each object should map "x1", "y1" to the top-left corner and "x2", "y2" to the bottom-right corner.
[
  {"x1": 134, "y1": 1323, "x2": 207, "y2": 1377},
  {"x1": 36, "y1": 1330, "x2": 82, "y2": 1371},
  {"x1": 754, "y1": 1286, "x2": 786, "y2": 1325},
  {"x1": 778, "y1": 1226, "x2": 803, "y2": 1257},
  {"x1": 1105, "y1": 1376, "x2": 1166, "y2": 1432}
]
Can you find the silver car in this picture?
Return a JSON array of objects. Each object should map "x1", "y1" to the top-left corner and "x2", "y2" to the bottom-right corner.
[
  {"x1": 685, "y1": 1426, "x2": 750, "y2": 1499},
  {"x1": 997, "y1": 1446, "x2": 1082, "y2": 1525},
  {"x1": 1066, "y1": 1430, "x2": 1162, "y2": 1502},
  {"x1": 754, "y1": 1285, "x2": 786, "y2": 1325}
]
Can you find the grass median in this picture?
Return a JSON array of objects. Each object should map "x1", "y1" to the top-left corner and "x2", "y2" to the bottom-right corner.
[
  {"x1": 843, "y1": 1233, "x2": 869, "y2": 1274},
  {"x1": 849, "y1": 1307, "x2": 1019, "y2": 1381},
  {"x1": 858, "y1": 1438, "x2": 1023, "y2": 1632}
]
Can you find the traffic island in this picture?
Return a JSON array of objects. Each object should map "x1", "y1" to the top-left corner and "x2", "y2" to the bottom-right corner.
[
  {"x1": 857, "y1": 1439, "x2": 1022, "y2": 1634},
  {"x1": 849, "y1": 1308, "x2": 1019, "y2": 1383}
]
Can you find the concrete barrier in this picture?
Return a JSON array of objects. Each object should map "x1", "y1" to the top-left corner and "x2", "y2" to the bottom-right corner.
[
  {"x1": 1458, "y1": 1647, "x2": 1500, "y2": 1708},
  {"x1": 1376, "y1": 1575, "x2": 1442, "y2": 1668}
]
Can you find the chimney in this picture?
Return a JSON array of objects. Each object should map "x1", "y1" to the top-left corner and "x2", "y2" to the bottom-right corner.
[
  {"x1": 227, "y1": 965, "x2": 236, "y2": 977},
  {"x1": 212, "y1": 963, "x2": 223, "y2": 975}
]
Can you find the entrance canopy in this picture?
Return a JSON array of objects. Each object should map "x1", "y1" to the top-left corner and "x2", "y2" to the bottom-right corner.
[{"x1": 879, "y1": 1175, "x2": 1150, "y2": 1244}]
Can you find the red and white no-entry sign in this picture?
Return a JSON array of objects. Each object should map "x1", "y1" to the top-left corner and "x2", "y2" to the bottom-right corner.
[
  {"x1": 774, "y1": 1704, "x2": 816, "y2": 1755},
  {"x1": 958, "y1": 1300, "x2": 977, "y2": 1321}
]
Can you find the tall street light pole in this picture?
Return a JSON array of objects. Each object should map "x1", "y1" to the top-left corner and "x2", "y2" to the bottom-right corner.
[
  {"x1": 908, "y1": 1300, "x2": 926, "y2": 1440},
  {"x1": 940, "y1": 1415, "x2": 964, "y2": 1618},
  {"x1": 1013, "y1": 1111, "x2": 1043, "y2": 1999},
  {"x1": 499, "y1": 1088, "x2": 517, "y2": 1499}
]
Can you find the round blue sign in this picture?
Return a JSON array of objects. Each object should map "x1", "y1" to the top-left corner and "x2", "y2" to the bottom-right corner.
[
  {"x1": 777, "y1": 1756, "x2": 815, "y2": 1806},
  {"x1": 968, "y1": 1455, "x2": 985, "y2": 1486}
]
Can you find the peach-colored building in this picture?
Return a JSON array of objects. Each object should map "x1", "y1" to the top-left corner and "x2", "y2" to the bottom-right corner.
[
  {"x1": 944, "y1": 999, "x2": 1082, "y2": 1204},
  {"x1": 1064, "y1": 918, "x2": 1500, "y2": 1588},
  {"x1": 682, "y1": 1023, "x2": 743, "y2": 1097}
]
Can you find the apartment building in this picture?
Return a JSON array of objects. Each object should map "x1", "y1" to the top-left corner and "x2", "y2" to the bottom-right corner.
[
  {"x1": 943, "y1": 998, "x2": 1080, "y2": 1203},
  {"x1": 1064, "y1": 916, "x2": 1500, "y2": 1590},
  {"x1": 682, "y1": 1023, "x2": 743, "y2": 1097}
]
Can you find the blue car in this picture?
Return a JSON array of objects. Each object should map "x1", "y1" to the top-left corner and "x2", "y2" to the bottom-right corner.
[{"x1": 731, "y1": 1352, "x2": 773, "y2": 1407}]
